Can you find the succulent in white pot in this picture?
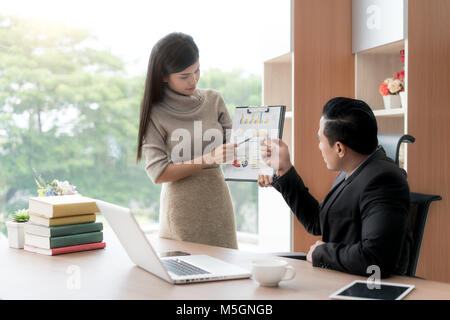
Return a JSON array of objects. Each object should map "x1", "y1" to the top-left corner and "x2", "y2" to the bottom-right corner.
[{"x1": 5, "y1": 209, "x2": 29, "y2": 249}]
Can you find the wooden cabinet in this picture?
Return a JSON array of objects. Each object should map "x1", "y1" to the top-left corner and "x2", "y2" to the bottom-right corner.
[
  {"x1": 354, "y1": 0, "x2": 450, "y2": 282},
  {"x1": 355, "y1": 40, "x2": 407, "y2": 167},
  {"x1": 291, "y1": 0, "x2": 450, "y2": 283},
  {"x1": 407, "y1": 0, "x2": 450, "y2": 283},
  {"x1": 292, "y1": 0, "x2": 355, "y2": 255}
]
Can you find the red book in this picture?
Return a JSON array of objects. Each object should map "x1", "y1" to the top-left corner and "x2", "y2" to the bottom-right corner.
[{"x1": 24, "y1": 242, "x2": 106, "y2": 255}]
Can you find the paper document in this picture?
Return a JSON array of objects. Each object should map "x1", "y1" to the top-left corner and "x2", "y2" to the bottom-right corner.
[{"x1": 224, "y1": 106, "x2": 286, "y2": 182}]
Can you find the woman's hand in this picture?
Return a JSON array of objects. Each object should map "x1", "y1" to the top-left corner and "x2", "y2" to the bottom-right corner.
[{"x1": 205, "y1": 143, "x2": 237, "y2": 164}]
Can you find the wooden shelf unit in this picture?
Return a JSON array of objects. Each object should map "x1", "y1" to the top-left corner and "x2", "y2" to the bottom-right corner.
[
  {"x1": 355, "y1": 40, "x2": 406, "y2": 111},
  {"x1": 355, "y1": 39, "x2": 407, "y2": 167},
  {"x1": 291, "y1": 0, "x2": 450, "y2": 284},
  {"x1": 373, "y1": 108, "x2": 405, "y2": 117},
  {"x1": 263, "y1": 52, "x2": 293, "y2": 153}
]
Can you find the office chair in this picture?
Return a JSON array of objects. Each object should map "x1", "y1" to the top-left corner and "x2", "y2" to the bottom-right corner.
[
  {"x1": 407, "y1": 192, "x2": 441, "y2": 277},
  {"x1": 377, "y1": 134, "x2": 415, "y2": 166},
  {"x1": 377, "y1": 133, "x2": 442, "y2": 276},
  {"x1": 272, "y1": 133, "x2": 442, "y2": 278}
]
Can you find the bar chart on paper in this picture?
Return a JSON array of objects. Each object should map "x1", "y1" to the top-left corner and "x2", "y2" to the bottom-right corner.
[
  {"x1": 225, "y1": 106, "x2": 286, "y2": 182},
  {"x1": 239, "y1": 111, "x2": 271, "y2": 125}
]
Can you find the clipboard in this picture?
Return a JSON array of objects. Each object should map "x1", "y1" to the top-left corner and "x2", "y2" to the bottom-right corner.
[{"x1": 224, "y1": 105, "x2": 286, "y2": 182}]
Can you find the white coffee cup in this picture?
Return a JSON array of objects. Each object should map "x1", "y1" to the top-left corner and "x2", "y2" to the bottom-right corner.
[{"x1": 251, "y1": 259, "x2": 296, "y2": 287}]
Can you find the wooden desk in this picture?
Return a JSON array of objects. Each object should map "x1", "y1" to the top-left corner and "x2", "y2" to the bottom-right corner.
[{"x1": 1, "y1": 229, "x2": 450, "y2": 300}]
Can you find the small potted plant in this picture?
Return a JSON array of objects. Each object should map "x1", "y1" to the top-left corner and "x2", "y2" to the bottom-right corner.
[
  {"x1": 5, "y1": 209, "x2": 30, "y2": 249},
  {"x1": 379, "y1": 76, "x2": 403, "y2": 109},
  {"x1": 380, "y1": 50, "x2": 406, "y2": 110}
]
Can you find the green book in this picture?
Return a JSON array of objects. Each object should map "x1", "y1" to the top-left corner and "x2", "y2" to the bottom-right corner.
[
  {"x1": 25, "y1": 231, "x2": 103, "y2": 249},
  {"x1": 24, "y1": 222, "x2": 103, "y2": 237}
]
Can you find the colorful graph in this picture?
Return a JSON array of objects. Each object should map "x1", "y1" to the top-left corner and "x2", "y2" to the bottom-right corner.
[{"x1": 239, "y1": 111, "x2": 270, "y2": 125}]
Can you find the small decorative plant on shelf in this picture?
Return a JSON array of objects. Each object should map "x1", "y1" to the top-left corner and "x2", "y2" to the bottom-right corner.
[
  {"x1": 379, "y1": 77, "x2": 403, "y2": 110},
  {"x1": 379, "y1": 77, "x2": 403, "y2": 95},
  {"x1": 5, "y1": 209, "x2": 30, "y2": 249},
  {"x1": 379, "y1": 49, "x2": 406, "y2": 110}
]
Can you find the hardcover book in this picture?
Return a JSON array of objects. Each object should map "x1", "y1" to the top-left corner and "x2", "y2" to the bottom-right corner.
[
  {"x1": 29, "y1": 212, "x2": 96, "y2": 227},
  {"x1": 24, "y1": 231, "x2": 103, "y2": 249},
  {"x1": 24, "y1": 242, "x2": 106, "y2": 255},
  {"x1": 28, "y1": 195, "x2": 99, "y2": 218},
  {"x1": 24, "y1": 222, "x2": 103, "y2": 237}
]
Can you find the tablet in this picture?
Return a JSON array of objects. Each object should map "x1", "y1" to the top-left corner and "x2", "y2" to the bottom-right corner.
[{"x1": 329, "y1": 280, "x2": 415, "y2": 300}]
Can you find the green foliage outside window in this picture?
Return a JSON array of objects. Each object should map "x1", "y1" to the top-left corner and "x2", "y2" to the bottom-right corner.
[{"x1": 0, "y1": 15, "x2": 260, "y2": 236}]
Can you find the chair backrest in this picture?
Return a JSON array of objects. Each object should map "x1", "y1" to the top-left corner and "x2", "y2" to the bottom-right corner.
[
  {"x1": 378, "y1": 133, "x2": 442, "y2": 277},
  {"x1": 377, "y1": 134, "x2": 416, "y2": 165},
  {"x1": 407, "y1": 192, "x2": 442, "y2": 277}
]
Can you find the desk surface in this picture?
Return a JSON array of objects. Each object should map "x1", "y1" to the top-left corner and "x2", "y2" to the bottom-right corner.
[{"x1": 1, "y1": 229, "x2": 450, "y2": 300}]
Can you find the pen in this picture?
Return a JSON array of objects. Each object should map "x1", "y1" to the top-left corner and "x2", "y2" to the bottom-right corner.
[{"x1": 238, "y1": 137, "x2": 255, "y2": 145}]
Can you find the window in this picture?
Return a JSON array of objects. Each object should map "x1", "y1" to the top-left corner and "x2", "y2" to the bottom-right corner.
[{"x1": 0, "y1": 0, "x2": 291, "y2": 251}]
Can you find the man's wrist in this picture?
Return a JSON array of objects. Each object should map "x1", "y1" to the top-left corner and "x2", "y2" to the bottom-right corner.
[{"x1": 276, "y1": 163, "x2": 293, "y2": 177}]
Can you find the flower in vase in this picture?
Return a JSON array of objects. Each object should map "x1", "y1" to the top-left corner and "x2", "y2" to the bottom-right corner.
[
  {"x1": 57, "y1": 180, "x2": 77, "y2": 195},
  {"x1": 379, "y1": 77, "x2": 403, "y2": 96},
  {"x1": 379, "y1": 82, "x2": 390, "y2": 96},
  {"x1": 34, "y1": 173, "x2": 79, "y2": 197},
  {"x1": 387, "y1": 78, "x2": 403, "y2": 94}
]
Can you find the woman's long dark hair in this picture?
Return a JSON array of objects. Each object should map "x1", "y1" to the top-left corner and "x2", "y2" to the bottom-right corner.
[{"x1": 136, "y1": 32, "x2": 199, "y2": 163}]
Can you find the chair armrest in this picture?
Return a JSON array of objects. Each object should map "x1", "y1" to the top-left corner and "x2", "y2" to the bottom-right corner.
[
  {"x1": 271, "y1": 252, "x2": 307, "y2": 261},
  {"x1": 410, "y1": 192, "x2": 442, "y2": 205}
]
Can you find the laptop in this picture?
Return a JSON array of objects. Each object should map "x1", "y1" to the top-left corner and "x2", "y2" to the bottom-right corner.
[{"x1": 96, "y1": 200, "x2": 251, "y2": 284}]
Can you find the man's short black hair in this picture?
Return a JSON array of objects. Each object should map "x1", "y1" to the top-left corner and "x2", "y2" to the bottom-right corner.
[{"x1": 322, "y1": 97, "x2": 378, "y2": 155}]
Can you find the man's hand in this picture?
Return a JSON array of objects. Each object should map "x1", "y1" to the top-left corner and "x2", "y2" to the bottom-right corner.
[
  {"x1": 257, "y1": 174, "x2": 274, "y2": 188},
  {"x1": 307, "y1": 240, "x2": 325, "y2": 263},
  {"x1": 259, "y1": 137, "x2": 292, "y2": 177}
]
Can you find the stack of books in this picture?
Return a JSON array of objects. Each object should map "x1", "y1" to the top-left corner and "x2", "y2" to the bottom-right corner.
[{"x1": 24, "y1": 195, "x2": 106, "y2": 255}]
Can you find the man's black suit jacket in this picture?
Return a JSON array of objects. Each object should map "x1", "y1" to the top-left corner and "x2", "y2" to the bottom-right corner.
[{"x1": 271, "y1": 147, "x2": 412, "y2": 278}]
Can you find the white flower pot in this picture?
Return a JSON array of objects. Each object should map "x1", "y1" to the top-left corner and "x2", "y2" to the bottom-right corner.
[
  {"x1": 383, "y1": 94, "x2": 402, "y2": 110},
  {"x1": 399, "y1": 91, "x2": 406, "y2": 107},
  {"x1": 5, "y1": 221, "x2": 25, "y2": 249}
]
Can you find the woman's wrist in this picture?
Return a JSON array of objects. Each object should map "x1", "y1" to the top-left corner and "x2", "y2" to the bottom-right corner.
[
  {"x1": 201, "y1": 152, "x2": 211, "y2": 166},
  {"x1": 199, "y1": 153, "x2": 215, "y2": 168},
  {"x1": 204, "y1": 150, "x2": 222, "y2": 166}
]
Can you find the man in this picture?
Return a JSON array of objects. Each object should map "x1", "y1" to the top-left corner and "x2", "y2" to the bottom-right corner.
[{"x1": 258, "y1": 97, "x2": 412, "y2": 278}]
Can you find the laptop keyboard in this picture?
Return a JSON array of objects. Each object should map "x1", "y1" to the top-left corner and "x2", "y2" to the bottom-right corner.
[{"x1": 162, "y1": 259, "x2": 211, "y2": 276}]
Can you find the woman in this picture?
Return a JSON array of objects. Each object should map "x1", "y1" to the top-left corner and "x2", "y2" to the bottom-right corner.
[{"x1": 136, "y1": 32, "x2": 238, "y2": 249}]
